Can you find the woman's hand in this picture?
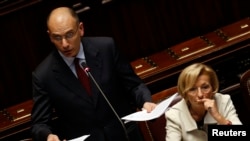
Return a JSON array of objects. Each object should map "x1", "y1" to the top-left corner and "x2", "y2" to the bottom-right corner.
[{"x1": 200, "y1": 98, "x2": 229, "y2": 125}]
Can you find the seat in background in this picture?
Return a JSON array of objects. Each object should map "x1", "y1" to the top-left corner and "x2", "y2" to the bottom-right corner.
[
  {"x1": 240, "y1": 69, "x2": 250, "y2": 112},
  {"x1": 138, "y1": 86, "x2": 182, "y2": 141}
]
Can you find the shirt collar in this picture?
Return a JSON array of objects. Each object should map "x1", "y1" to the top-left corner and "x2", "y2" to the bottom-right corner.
[{"x1": 58, "y1": 43, "x2": 85, "y2": 67}]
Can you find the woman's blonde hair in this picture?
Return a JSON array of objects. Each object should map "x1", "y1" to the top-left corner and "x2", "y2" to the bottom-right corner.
[{"x1": 177, "y1": 63, "x2": 219, "y2": 99}]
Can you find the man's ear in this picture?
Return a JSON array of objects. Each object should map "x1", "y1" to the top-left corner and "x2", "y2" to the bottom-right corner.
[
  {"x1": 47, "y1": 30, "x2": 53, "y2": 41},
  {"x1": 79, "y1": 22, "x2": 84, "y2": 36}
]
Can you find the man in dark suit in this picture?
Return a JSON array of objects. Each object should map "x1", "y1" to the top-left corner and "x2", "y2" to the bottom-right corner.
[{"x1": 31, "y1": 7, "x2": 156, "y2": 141}]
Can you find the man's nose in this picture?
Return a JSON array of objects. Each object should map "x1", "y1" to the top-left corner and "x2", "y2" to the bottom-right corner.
[{"x1": 62, "y1": 38, "x2": 69, "y2": 48}]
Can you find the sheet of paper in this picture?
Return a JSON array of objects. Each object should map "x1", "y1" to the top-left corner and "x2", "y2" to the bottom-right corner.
[
  {"x1": 122, "y1": 93, "x2": 178, "y2": 121},
  {"x1": 68, "y1": 134, "x2": 90, "y2": 141}
]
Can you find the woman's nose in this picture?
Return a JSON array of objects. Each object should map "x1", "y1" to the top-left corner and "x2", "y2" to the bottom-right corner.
[{"x1": 197, "y1": 88, "x2": 203, "y2": 98}]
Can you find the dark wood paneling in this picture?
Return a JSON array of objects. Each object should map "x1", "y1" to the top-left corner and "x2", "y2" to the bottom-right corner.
[
  {"x1": 0, "y1": 0, "x2": 42, "y2": 16},
  {"x1": 0, "y1": 0, "x2": 249, "y2": 109}
]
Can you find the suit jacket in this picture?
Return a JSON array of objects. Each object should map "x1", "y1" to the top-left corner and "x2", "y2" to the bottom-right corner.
[
  {"x1": 31, "y1": 37, "x2": 152, "y2": 141},
  {"x1": 165, "y1": 93, "x2": 242, "y2": 141}
]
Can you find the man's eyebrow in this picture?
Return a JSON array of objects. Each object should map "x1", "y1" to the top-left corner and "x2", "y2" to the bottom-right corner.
[{"x1": 51, "y1": 29, "x2": 75, "y2": 35}]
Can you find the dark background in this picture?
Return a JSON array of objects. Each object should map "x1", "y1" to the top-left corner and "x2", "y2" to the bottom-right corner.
[{"x1": 0, "y1": 0, "x2": 249, "y2": 108}]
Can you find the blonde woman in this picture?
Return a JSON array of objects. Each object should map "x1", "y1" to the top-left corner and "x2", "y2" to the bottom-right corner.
[{"x1": 165, "y1": 63, "x2": 242, "y2": 141}]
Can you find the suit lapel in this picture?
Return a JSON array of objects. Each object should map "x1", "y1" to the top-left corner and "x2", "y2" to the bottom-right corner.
[
  {"x1": 52, "y1": 51, "x2": 93, "y2": 104},
  {"x1": 82, "y1": 39, "x2": 103, "y2": 106}
]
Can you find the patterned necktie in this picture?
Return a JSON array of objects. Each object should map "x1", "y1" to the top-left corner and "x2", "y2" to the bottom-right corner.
[{"x1": 74, "y1": 58, "x2": 92, "y2": 96}]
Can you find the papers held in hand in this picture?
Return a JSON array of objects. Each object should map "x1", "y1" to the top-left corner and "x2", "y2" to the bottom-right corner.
[
  {"x1": 122, "y1": 93, "x2": 178, "y2": 121},
  {"x1": 68, "y1": 134, "x2": 90, "y2": 141}
]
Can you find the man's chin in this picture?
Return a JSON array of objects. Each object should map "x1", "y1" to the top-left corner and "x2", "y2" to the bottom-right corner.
[{"x1": 63, "y1": 52, "x2": 74, "y2": 57}]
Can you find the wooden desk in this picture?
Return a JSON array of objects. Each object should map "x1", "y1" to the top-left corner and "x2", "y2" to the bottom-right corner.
[
  {"x1": 131, "y1": 17, "x2": 250, "y2": 93},
  {"x1": 0, "y1": 100, "x2": 33, "y2": 140}
]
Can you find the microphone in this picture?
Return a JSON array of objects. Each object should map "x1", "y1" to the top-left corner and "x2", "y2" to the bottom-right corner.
[{"x1": 81, "y1": 62, "x2": 130, "y2": 141}]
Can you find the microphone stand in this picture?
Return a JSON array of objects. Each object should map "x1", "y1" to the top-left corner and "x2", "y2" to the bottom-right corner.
[{"x1": 81, "y1": 63, "x2": 130, "y2": 141}]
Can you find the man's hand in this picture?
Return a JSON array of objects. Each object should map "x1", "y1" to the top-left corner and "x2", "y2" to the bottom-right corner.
[
  {"x1": 142, "y1": 102, "x2": 156, "y2": 113},
  {"x1": 47, "y1": 134, "x2": 62, "y2": 141}
]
